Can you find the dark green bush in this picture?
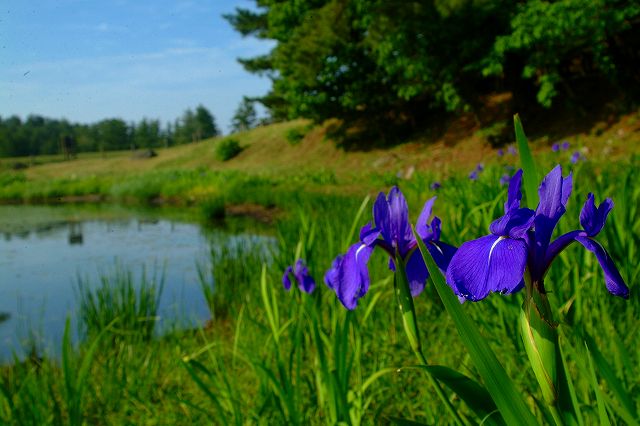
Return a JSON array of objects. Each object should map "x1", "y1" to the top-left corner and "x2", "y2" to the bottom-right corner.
[
  {"x1": 215, "y1": 138, "x2": 243, "y2": 161},
  {"x1": 200, "y1": 195, "x2": 225, "y2": 221},
  {"x1": 285, "y1": 127, "x2": 306, "y2": 145}
]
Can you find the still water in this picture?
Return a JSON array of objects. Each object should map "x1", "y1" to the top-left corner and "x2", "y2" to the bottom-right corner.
[{"x1": 0, "y1": 204, "x2": 274, "y2": 361}]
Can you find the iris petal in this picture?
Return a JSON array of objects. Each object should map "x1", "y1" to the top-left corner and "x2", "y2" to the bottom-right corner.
[
  {"x1": 282, "y1": 266, "x2": 293, "y2": 291},
  {"x1": 337, "y1": 243, "x2": 374, "y2": 309},
  {"x1": 324, "y1": 255, "x2": 343, "y2": 290},
  {"x1": 428, "y1": 240, "x2": 457, "y2": 272},
  {"x1": 373, "y1": 192, "x2": 391, "y2": 243},
  {"x1": 388, "y1": 186, "x2": 413, "y2": 248},
  {"x1": 579, "y1": 193, "x2": 614, "y2": 237},
  {"x1": 446, "y1": 234, "x2": 527, "y2": 301},
  {"x1": 575, "y1": 236, "x2": 629, "y2": 298},
  {"x1": 299, "y1": 274, "x2": 316, "y2": 294},
  {"x1": 405, "y1": 250, "x2": 429, "y2": 297},
  {"x1": 294, "y1": 259, "x2": 316, "y2": 294},
  {"x1": 489, "y1": 207, "x2": 535, "y2": 238},
  {"x1": 359, "y1": 223, "x2": 380, "y2": 245},
  {"x1": 505, "y1": 169, "x2": 523, "y2": 212},
  {"x1": 416, "y1": 196, "x2": 436, "y2": 240},
  {"x1": 535, "y1": 165, "x2": 572, "y2": 251},
  {"x1": 430, "y1": 217, "x2": 442, "y2": 241}
]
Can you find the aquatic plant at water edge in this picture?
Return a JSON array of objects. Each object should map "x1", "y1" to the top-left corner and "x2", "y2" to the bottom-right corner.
[{"x1": 75, "y1": 265, "x2": 164, "y2": 342}]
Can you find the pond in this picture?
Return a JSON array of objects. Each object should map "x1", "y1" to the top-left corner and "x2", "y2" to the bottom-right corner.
[{"x1": 0, "y1": 204, "x2": 275, "y2": 361}]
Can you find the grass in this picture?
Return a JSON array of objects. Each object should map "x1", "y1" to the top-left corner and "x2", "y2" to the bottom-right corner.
[
  {"x1": 0, "y1": 117, "x2": 639, "y2": 424},
  {"x1": 75, "y1": 265, "x2": 165, "y2": 342},
  {"x1": 1, "y1": 110, "x2": 639, "y2": 206}
]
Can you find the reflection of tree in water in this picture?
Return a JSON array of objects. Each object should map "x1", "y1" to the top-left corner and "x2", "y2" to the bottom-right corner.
[
  {"x1": 137, "y1": 218, "x2": 159, "y2": 232},
  {"x1": 68, "y1": 222, "x2": 83, "y2": 245},
  {"x1": 0, "y1": 312, "x2": 10, "y2": 324}
]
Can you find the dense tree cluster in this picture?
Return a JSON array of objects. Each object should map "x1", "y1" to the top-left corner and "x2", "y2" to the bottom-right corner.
[
  {"x1": 226, "y1": 0, "x2": 640, "y2": 142},
  {"x1": 0, "y1": 105, "x2": 219, "y2": 157}
]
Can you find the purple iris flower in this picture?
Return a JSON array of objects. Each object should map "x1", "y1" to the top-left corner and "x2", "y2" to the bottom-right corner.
[
  {"x1": 469, "y1": 170, "x2": 479, "y2": 181},
  {"x1": 507, "y1": 145, "x2": 517, "y2": 156},
  {"x1": 497, "y1": 149, "x2": 504, "y2": 157},
  {"x1": 430, "y1": 181, "x2": 441, "y2": 191},
  {"x1": 570, "y1": 151, "x2": 585, "y2": 164},
  {"x1": 476, "y1": 163, "x2": 484, "y2": 172},
  {"x1": 324, "y1": 187, "x2": 456, "y2": 309},
  {"x1": 283, "y1": 259, "x2": 316, "y2": 294},
  {"x1": 446, "y1": 166, "x2": 629, "y2": 301},
  {"x1": 551, "y1": 143, "x2": 560, "y2": 152},
  {"x1": 561, "y1": 141, "x2": 570, "y2": 151},
  {"x1": 499, "y1": 174, "x2": 510, "y2": 186}
]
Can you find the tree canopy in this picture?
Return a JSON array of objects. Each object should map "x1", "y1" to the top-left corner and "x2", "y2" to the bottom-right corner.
[
  {"x1": 0, "y1": 105, "x2": 220, "y2": 158},
  {"x1": 226, "y1": 0, "x2": 640, "y2": 144},
  {"x1": 231, "y1": 97, "x2": 258, "y2": 133}
]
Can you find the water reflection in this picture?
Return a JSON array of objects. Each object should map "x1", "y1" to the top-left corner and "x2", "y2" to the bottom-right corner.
[
  {"x1": 0, "y1": 204, "x2": 275, "y2": 361},
  {"x1": 68, "y1": 223, "x2": 83, "y2": 245}
]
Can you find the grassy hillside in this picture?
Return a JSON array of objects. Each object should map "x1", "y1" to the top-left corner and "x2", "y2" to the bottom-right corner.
[{"x1": 1, "y1": 112, "x2": 639, "y2": 205}]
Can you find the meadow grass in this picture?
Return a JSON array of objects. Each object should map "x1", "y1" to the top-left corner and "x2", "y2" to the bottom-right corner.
[{"x1": 0, "y1": 126, "x2": 639, "y2": 424}]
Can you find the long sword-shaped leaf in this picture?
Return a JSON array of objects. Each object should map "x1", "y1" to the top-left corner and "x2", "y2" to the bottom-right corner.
[
  {"x1": 582, "y1": 333, "x2": 638, "y2": 426},
  {"x1": 585, "y1": 344, "x2": 611, "y2": 426},
  {"x1": 413, "y1": 228, "x2": 538, "y2": 426},
  {"x1": 513, "y1": 114, "x2": 538, "y2": 208},
  {"x1": 558, "y1": 337, "x2": 584, "y2": 426},
  {"x1": 403, "y1": 365, "x2": 504, "y2": 425},
  {"x1": 343, "y1": 195, "x2": 371, "y2": 250}
]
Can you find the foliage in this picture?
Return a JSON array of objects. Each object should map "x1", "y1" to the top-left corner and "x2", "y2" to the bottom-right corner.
[
  {"x1": 231, "y1": 97, "x2": 258, "y2": 133},
  {"x1": 174, "y1": 105, "x2": 220, "y2": 144},
  {"x1": 0, "y1": 151, "x2": 638, "y2": 423},
  {"x1": 200, "y1": 195, "x2": 226, "y2": 221},
  {"x1": 132, "y1": 118, "x2": 162, "y2": 149},
  {"x1": 482, "y1": 0, "x2": 640, "y2": 108},
  {"x1": 0, "y1": 105, "x2": 220, "y2": 157},
  {"x1": 226, "y1": 0, "x2": 640, "y2": 144},
  {"x1": 285, "y1": 126, "x2": 306, "y2": 145},
  {"x1": 215, "y1": 138, "x2": 243, "y2": 161},
  {"x1": 198, "y1": 236, "x2": 274, "y2": 321}
]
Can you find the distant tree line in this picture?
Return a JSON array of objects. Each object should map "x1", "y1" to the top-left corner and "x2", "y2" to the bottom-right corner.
[
  {"x1": 0, "y1": 105, "x2": 219, "y2": 157},
  {"x1": 226, "y1": 0, "x2": 640, "y2": 143}
]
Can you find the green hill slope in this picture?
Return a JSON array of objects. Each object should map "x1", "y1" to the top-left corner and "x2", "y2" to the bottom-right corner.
[{"x1": 1, "y1": 112, "x2": 639, "y2": 205}]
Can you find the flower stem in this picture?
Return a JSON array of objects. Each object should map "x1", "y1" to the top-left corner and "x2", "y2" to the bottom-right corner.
[{"x1": 394, "y1": 258, "x2": 466, "y2": 425}]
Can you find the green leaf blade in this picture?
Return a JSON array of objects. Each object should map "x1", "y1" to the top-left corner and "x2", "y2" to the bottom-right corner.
[
  {"x1": 513, "y1": 114, "x2": 538, "y2": 208},
  {"x1": 413, "y1": 229, "x2": 538, "y2": 426}
]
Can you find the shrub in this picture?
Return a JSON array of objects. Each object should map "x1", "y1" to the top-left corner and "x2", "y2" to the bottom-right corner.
[
  {"x1": 285, "y1": 127, "x2": 306, "y2": 145},
  {"x1": 200, "y1": 195, "x2": 225, "y2": 221},
  {"x1": 215, "y1": 138, "x2": 243, "y2": 161}
]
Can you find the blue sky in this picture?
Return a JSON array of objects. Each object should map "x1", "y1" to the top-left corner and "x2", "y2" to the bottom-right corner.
[{"x1": 0, "y1": 1, "x2": 274, "y2": 133}]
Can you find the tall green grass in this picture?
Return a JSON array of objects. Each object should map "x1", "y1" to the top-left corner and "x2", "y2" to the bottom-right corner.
[
  {"x1": 198, "y1": 235, "x2": 274, "y2": 321},
  {"x1": 75, "y1": 265, "x2": 164, "y2": 342},
  {"x1": 0, "y1": 152, "x2": 638, "y2": 424}
]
